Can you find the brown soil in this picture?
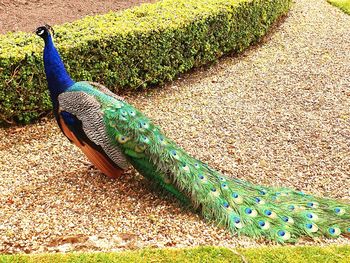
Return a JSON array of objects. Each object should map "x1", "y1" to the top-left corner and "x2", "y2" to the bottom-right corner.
[{"x1": 0, "y1": 0, "x2": 156, "y2": 34}]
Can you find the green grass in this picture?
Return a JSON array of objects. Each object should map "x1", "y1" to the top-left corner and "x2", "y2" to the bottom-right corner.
[
  {"x1": 1, "y1": 245, "x2": 350, "y2": 263},
  {"x1": 328, "y1": 0, "x2": 350, "y2": 14}
]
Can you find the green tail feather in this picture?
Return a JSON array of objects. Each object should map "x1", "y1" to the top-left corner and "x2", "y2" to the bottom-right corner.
[{"x1": 98, "y1": 90, "x2": 350, "y2": 243}]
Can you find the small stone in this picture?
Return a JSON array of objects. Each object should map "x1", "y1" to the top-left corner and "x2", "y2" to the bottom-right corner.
[
  {"x1": 57, "y1": 243, "x2": 72, "y2": 253},
  {"x1": 89, "y1": 235, "x2": 99, "y2": 242}
]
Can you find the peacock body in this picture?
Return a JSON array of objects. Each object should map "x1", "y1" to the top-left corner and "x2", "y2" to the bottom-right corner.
[{"x1": 36, "y1": 25, "x2": 350, "y2": 243}]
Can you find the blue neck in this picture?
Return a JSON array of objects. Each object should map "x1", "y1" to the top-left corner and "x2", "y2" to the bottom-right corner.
[{"x1": 43, "y1": 34, "x2": 75, "y2": 108}]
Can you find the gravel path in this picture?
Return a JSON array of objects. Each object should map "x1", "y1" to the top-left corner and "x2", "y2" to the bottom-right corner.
[{"x1": 1, "y1": 0, "x2": 350, "y2": 254}]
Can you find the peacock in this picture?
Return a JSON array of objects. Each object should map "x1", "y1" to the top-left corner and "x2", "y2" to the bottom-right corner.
[{"x1": 35, "y1": 25, "x2": 350, "y2": 243}]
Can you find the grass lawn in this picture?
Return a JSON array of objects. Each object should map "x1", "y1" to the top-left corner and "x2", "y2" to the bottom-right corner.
[
  {"x1": 1, "y1": 245, "x2": 350, "y2": 263},
  {"x1": 328, "y1": 0, "x2": 350, "y2": 14}
]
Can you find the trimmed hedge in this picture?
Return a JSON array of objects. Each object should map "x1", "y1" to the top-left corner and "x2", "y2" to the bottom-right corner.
[
  {"x1": 0, "y1": 0, "x2": 292, "y2": 124},
  {"x1": 327, "y1": 0, "x2": 350, "y2": 15}
]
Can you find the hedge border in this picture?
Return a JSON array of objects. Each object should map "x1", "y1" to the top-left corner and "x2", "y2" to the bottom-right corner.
[{"x1": 0, "y1": 0, "x2": 292, "y2": 124}]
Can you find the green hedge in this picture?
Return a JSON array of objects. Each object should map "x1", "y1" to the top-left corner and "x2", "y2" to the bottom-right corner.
[
  {"x1": 0, "y1": 0, "x2": 292, "y2": 124},
  {"x1": 327, "y1": 0, "x2": 350, "y2": 15}
]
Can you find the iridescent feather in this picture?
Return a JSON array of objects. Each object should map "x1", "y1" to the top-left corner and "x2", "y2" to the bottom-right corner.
[
  {"x1": 37, "y1": 24, "x2": 350, "y2": 243},
  {"x1": 70, "y1": 82, "x2": 350, "y2": 243}
]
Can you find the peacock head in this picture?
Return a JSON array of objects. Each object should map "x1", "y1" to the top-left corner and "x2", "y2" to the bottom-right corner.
[{"x1": 35, "y1": 24, "x2": 54, "y2": 39}]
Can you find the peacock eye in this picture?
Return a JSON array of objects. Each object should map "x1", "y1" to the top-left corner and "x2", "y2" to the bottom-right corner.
[
  {"x1": 138, "y1": 120, "x2": 149, "y2": 129},
  {"x1": 306, "y1": 213, "x2": 313, "y2": 219},
  {"x1": 277, "y1": 230, "x2": 286, "y2": 237},
  {"x1": 223, "y1": 202, "x2": 229, "y2": 208},
  {"x1": 245, "y1": 208, "x2": 252, "y2": 214},
  {"x1": 258, "y1": 220, "x2": 265, "y2": 227},
  {"x1": 141, "y1": 136, "x2": 149, "y2": 144},
  {"x1": 306, "y1": 223, "x2": 313, "y2": 229},
  {"x1": 264, "y1": 210, "x2": 272, "y2": 216},
  {"x1": 329, "y1": 227, "x2": 341, "y2": 236},
  {"x1": 307, "y1": 202, "x2": 315, "y2": 207},
  {"x1": 259, "y1": 190, "x2": 266, "y2": 195},
  {"x1": 117, "y1": 135, "x2": 130, "y2": 144}
]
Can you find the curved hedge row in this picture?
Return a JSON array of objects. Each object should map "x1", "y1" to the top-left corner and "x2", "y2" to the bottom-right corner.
[{"x1": 0, "y1": 0, "x2": 292, "y2": 124}]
